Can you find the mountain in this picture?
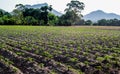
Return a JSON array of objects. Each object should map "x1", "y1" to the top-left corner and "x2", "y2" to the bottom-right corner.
[
  {"x1": 25, "y1": 3, "x2": 62, "y2": 16},
  {"x1": 0, "y1": 9, "x2": 6, "y2": 13},
  {"x1": 83, "y1": 10, "x2": 120, "y2": 22}
]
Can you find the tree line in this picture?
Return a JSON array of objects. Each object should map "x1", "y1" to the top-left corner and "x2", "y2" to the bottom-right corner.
[
  {"x1": 0, "y1": 0, "x2": 86, "y2": 26},
  {"x1": 84, "y1": 19, "x2": 120, "y2": 26},
  {"x1": 0, "y1": 4, "x2": 57, "y2": 26},
  {"x1": 0, "y1": 0, "x2": 120, "y2": 26}
]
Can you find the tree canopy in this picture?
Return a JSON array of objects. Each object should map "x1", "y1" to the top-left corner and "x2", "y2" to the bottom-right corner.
[
  {"x1": 59, "y1": 0, "x2": 85, "y2": 25},
  {"x1": 0, "y1": 1, "x2": 120, "y2": 26}
]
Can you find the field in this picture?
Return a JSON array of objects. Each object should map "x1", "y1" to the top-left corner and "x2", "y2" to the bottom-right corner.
[{"x1": 0, "y1": 26, "x2": 120, "y2": 74}]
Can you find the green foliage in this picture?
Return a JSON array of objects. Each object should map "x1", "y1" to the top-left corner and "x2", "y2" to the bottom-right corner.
[
  {"x1": 96, "y1": 57, "x2": 104, "y2": 62},
  {"x1": 70, "y1": 58, "x2": 78, "y2": 63},
  {"x1": 97, "y1": 19, "x2": 108, "y2": 26},
  {"x1": 58, "y1": 0, "x2": 85, "y2": 26},
  {"x1": 48, "y1": 13, "x2": 58, "y2": 25},
  {"x1": 42, "y1": 51, "x2": 53, "y2": 58},
  {"x1": 92, "y1": 18, "x2": 120, "y2": 26},
  {"x1": 26, "y1": 57, "x2": 34, "y2": 62},
  {"x1": 84, "y1": 20, "x2": 93, "y2": 25},
  {"x1": 58, "y1": 11, "x2": 80, "y2": 25},
  {"x1": 65, "y1": 0, "x2": 85, "y2": 15},
  {"x1": 0, "y1": 4, "x2": 58, "y2": 26},
  {"x1": 1, "y1": 2, "x2": 120, "y2": 26},
  {"x1": 104, "y1": 55, "x2": 113, "y2": 61},
  {"x1": 39, "y1": 63, "x2": 44, "y2": 68},
  {"x1": 23, "y1": 16, "x2": 38, "y2": 25},
  {"x1": 40, "y1": 5, "x2": 52, "y2": 25}
]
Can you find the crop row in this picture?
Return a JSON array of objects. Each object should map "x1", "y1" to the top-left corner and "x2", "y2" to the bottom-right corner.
[{"x1": 0, "y1": 26, "x2": 120, "y2": 74}]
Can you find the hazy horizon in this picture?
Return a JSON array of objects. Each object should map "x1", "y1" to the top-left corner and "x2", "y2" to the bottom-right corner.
[{"x1": 0, "y1": 0, "x2": 120, "y2": 15}]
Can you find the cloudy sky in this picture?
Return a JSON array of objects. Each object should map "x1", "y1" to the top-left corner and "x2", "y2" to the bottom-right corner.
[{"x1": 0, "y1": 0, "x2": 120, "y2": 15}]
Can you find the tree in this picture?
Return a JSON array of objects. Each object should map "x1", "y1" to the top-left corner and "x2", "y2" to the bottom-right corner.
[
  {"x1": 65, "y1": 0, "x2": 85, "y2": 15},
  {"x1": 23, "y1": 8, "x2": 40, "y2": 19},
  {"x1": 23, "y1": 5, "x2": 53, "y2": 25},
  {"x1": 0, "y1": 10, "x2": 14, "y2": 25},
  {"x1": 0, "y1": 15, "x2": 16, "y2": 25},
  {"x1": 48, "y1": 13, "x2": 58, "y2": 25},
  {"x1": 59, "y1": 0, "x2": 85, "y2": 25},
  {"x1": 108, "y1": 19, "x2": 119, "y2": 26},
  {"x1": 97, "y1": 19, "x2": 108, "y2": 26},
  {"x1": 40, "y1": 5, "x2": 52, "y2": 25},
  {"x1": 58, "y1": 11, "x2": 78, "y2": 26},
  {"x1": 0, "y1": 9, "x2": 11, "y2": 17},
  {"x1": 24, "y1": 16, "x2": 38, "y2": 25},
  {"x1": 12, "y1": 9, "x2": 23, "y2": 24},
  {"x1": 12, "y1": 4, "x2": 25, "y2": 25},
  {"x1": 15, "y1": 4, "x2": 25, "y2": 11},
  {"x1": 84, "y1": 20, "x2": 93, "y2": 25},
  {"x1": 0, "y1": 10, "x2": 3, "y2": 17},
  {"x1": 94, "y1": 18, "x2": 120, "y2": 26}
]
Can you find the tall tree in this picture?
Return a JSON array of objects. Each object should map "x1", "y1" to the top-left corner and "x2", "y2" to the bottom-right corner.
[
  {"x1": 65, "y1": 0, "x2": 85, "y2": 15},
  {"x1": 12, "y1": 4, "x2": 25, "y2": 25},
  {"x1": 40, "y1": 5, "x2": 52, "y2": 25},
  {"x1": 15, "y1": 4, "x2": 26, "y2": 11},
  {"x1": 97, "y1": 19, "x2": 108, "y2": 26},
  {"x1": 0, "y1": 10, "x2": 3, "y2": 17},
  {"x1": 84, "y1": 20, "x2": 93, "y2": 25},
  {"x1": 63, "y1": 0, "x2": 85, "y2": 25}
]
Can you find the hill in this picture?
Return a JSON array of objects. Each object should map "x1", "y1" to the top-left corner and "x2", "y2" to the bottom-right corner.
[
  {"x1": 83, "y1": 10, "x2": 120, "y2": 22},
  {"x1": 0, "y1": 9, "x2": 7, "y2": 13}
]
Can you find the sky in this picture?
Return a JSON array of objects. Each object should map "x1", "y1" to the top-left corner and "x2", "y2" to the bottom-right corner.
[{"x1": 0, "y1": 0, "x2": 120, "y2": 15}]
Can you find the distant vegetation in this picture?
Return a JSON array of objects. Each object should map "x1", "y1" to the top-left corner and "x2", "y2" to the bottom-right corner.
[
  {"x1": 84, "y1": 19, "x2": 120, "y2": 26},
  {"x1": 58, "y1": 0, "x2": 85, "y2": 26},
  {"x1": 94, "y1": 19, "x2": 120, "y2": 26},
  {"x1": 0, "y1": 0, "x2": 120, "y2": 26},
  {"x1": 0, "y1": 0, "x2": 85, "y2": 26},
  {"x1": 0, "y1": 4, "x2": 56, "y2": 26}
]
